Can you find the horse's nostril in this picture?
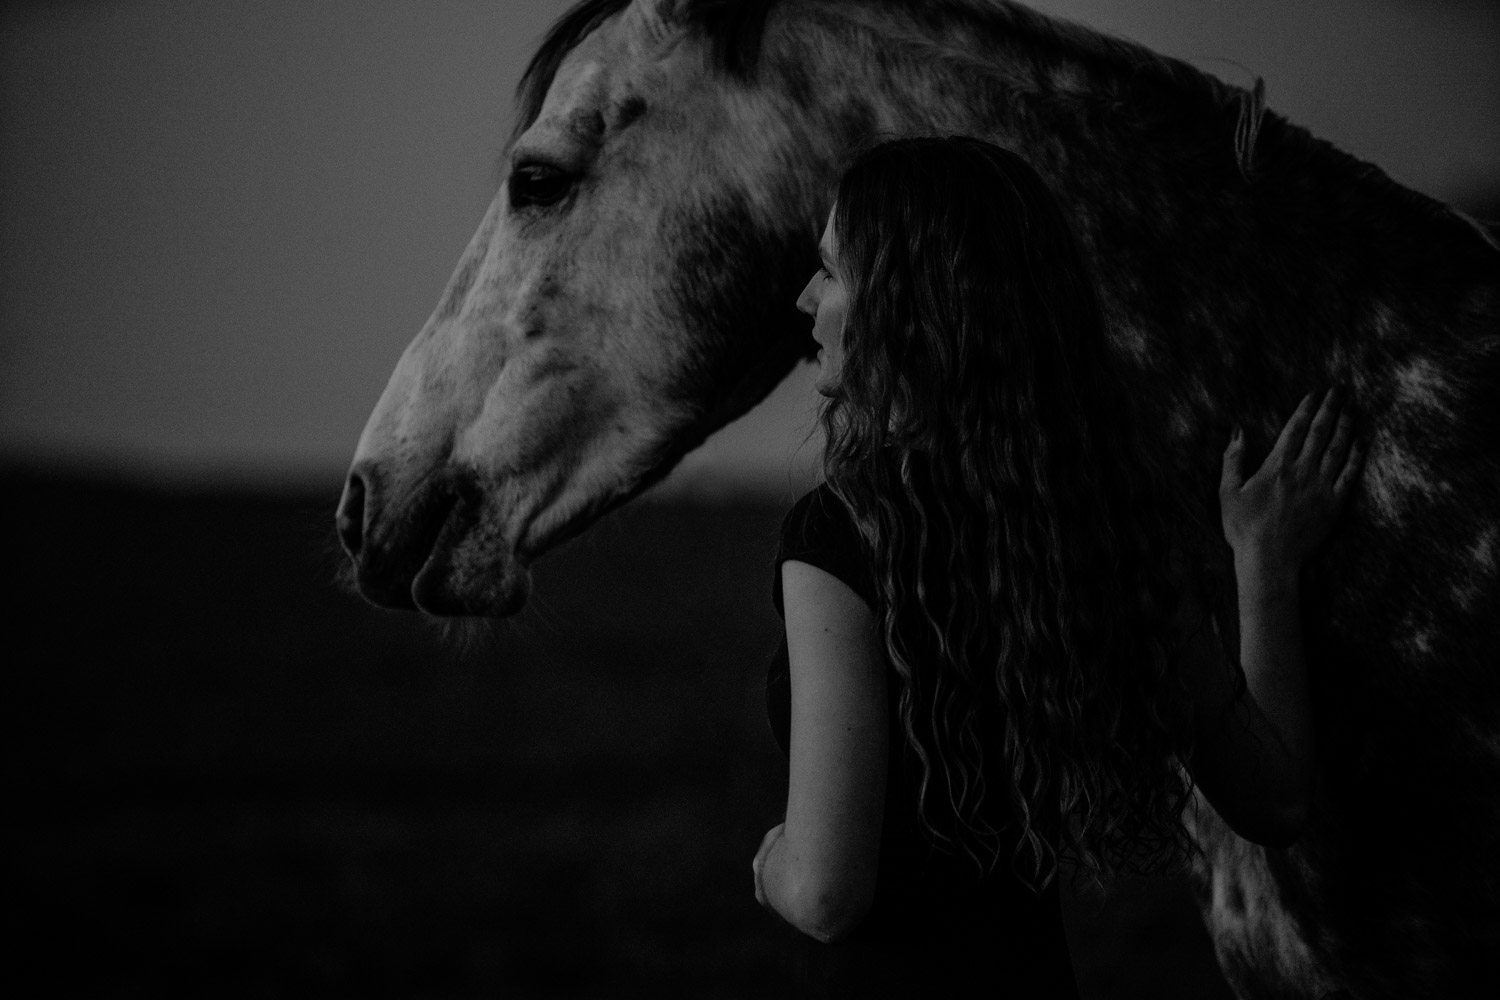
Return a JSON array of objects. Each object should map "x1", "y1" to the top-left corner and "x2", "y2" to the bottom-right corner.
[{"x1": 336, "y1": 471, "x2": 367, "y2": 558}]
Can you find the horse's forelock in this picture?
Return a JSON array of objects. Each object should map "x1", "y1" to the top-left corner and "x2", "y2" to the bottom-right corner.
[
  {"x1": 512, "y1": 0, "x2": 776, "y2": 147},
  {"x1": 513, "y1": 0, "x2": 634, "y2": 145},
  {"x1": 680, "y1": 0, "x2": 778, "y2": 78}
]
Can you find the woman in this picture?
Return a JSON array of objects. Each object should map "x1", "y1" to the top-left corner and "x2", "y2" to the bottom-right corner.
[{"x1": 751, "y1": 137, "x2": 1362, "y2": 993}]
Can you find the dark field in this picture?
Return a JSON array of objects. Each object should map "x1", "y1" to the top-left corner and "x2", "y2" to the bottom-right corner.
[{"x1": 4, "y1": 469, "x2": 1233, "y2": 998}]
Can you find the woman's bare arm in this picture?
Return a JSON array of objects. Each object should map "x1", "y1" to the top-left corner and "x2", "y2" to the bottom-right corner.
[
  {"x1": 1184, "y1": 388, "x2": 1364, "y2": 846},
  {"x1": 753, "y1": 559, "x2": 888, "y2": 943}
]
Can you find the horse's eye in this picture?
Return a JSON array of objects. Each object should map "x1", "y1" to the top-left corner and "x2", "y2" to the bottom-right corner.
[{"x1": 509, "y1": 163, "x2": 575, "y2": 209}]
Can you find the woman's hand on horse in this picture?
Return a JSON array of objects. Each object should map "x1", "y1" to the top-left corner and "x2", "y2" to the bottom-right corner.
[{"x1": 1220, "y1": 387, "x2": 1365, "y2": 573}]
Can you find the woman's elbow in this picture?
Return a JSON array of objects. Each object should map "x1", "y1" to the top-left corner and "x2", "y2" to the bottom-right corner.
[{"x1": 784, "y1": 881, "x2": 875, "y2": 944}]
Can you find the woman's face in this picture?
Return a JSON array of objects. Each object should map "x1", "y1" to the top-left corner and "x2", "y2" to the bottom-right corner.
[{"x1": 795, "y1": 208, "x2": 848, "y2": 391}]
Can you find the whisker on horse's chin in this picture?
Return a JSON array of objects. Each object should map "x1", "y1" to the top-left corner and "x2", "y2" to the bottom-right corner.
[{"x1": 427, "y1": 613, "x2": 506, "y2": 658}]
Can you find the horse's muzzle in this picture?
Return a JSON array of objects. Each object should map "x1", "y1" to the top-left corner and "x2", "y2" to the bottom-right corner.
[{"x1": 336, "y1": 463, "x2": 465, "y2": 613}]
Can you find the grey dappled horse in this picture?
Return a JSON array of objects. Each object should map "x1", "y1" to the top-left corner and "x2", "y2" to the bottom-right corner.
[{"x1": 337, "y1": 2, "x2": 1500, "y2": 996}]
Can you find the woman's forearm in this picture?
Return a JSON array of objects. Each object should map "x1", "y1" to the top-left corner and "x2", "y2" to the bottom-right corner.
[
  {"x1": 1235, "y1": 552, "x2": 1314, "y2": 799},
  {"x1": 1209, "y1": 390, "x2": 1358, "y2": 843}
]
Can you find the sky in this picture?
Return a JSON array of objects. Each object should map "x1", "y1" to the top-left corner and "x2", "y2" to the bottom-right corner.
[{"x1": 1, "y1": 0, "x2": 1496, "y2": 499}]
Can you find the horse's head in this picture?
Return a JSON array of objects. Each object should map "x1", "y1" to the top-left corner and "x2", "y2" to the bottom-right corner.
[{"x1": 337, "y1": 0, "x2": 820, "y2": 616}]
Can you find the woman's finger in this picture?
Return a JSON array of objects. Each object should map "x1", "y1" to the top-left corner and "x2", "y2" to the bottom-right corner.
[
  {"x1": 1269, "y1": 391, "x2": 1320, "y2": 466},
  {"x1": 1296, "y1": 387, "x2": 1342, "y2": 469},
  {"x1": 1333, "y1": 440, "x2": 1367, "y2": 499},
  {"x1": 1321, "y1": 407, "x2": 1356, "y2": 482}
]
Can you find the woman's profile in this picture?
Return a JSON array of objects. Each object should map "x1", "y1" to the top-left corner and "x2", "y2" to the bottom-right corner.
[{"x1": 751, "y1": 136, "x2": 1363, "y2": 994}]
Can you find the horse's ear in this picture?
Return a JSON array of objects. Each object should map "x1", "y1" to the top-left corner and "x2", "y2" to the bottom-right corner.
[{"x1": 623, "y1": 0, "x2": 684, "y2": 47}]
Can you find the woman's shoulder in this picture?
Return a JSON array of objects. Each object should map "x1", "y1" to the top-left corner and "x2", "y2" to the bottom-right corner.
[
  {"x1": 774, "y1": 484, "x2": 877, "y2": 615},
  {"x1": 783, "y1": 482, "x2": 849, "y2": 533},
  {"x1": 780, "y1": 484, "x2": 865, "y2": 560}
]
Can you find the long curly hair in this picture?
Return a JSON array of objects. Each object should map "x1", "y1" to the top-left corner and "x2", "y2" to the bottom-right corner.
[{"x1": 820, "y1": 136, "x2": 1197, "y2": 890}]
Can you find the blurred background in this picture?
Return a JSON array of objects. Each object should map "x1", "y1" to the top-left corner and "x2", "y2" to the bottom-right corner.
[{"x1": 3, "y1": 0, "x2": 1496, "y2": 995}]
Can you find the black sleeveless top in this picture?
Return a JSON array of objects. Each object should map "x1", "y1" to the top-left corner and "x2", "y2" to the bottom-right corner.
[{"x1": 768, "y1": 484, "x2": 1079, "y2": 996}]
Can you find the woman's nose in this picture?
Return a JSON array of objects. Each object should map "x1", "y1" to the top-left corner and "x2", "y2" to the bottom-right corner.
[{"x1": 796, "y1": 274, "x2": 818, "y2": 316}]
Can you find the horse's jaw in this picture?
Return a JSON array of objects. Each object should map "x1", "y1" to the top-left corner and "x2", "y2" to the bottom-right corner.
[{"x1": 337, "y1": 335, "x2": 810, "y2": 619}]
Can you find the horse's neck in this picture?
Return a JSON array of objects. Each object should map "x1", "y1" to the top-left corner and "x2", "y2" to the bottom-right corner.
[
  {"x1": 773, "y1": 2, "x2": 1226, "y2": 168},
  {"x1": 765, "y1": 0, "x2": 1494, "y2": 344}
]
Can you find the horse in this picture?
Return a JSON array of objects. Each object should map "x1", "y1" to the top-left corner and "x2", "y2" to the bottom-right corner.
[{"x1": 335, "y1": 1, "x2": 1500, "y2": 996}]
